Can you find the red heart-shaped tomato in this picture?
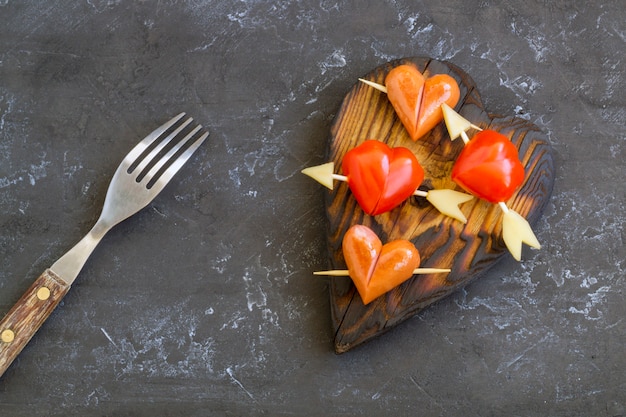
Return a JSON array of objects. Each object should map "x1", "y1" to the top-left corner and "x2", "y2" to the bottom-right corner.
[
  {"x1": 452, "y1": 130, "x2": 525, "y2": 203},
  {"x1": 342, "y1": 140, "x2": 424, "y2": 215},
  {"x1": 342, "y1": 225, "x2": 421, "y2": 305},
  {"x1": 385, "y1": 64, "x2": 460, "y2": 141}
]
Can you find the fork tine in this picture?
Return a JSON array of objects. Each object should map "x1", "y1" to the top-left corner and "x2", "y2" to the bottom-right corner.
[
  {"x1": 142, "y1": 124, "x2": 203, "y2": 185},
  {"x1": 146, "y1": 129, "x2": 209, "y2": 191},
  {"x1": 131, "y1": 117, "x2": 193, "y2": 176},
  {"x1": 123, "y1": 113, "x2": 186, "y2": 169}
]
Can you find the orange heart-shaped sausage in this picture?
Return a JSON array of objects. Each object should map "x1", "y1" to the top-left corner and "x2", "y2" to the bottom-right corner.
[
  {"x1": 385, "y1": 64, "x2": 460, "y2": 141},
  {"x1": 342, "y1": 225, "x2": 420, "y2": 305}
]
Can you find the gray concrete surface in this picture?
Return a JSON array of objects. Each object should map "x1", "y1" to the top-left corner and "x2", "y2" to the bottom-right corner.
[{"x1": 0, "y1": 1, "x2": 624, "y2": 415}]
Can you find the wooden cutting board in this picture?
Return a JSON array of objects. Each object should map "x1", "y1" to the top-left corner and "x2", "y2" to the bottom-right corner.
[{"x1": 323, "y1": 57, "x2": 555, "y2": 353}]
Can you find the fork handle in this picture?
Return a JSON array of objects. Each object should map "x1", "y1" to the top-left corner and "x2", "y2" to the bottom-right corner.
[{"x1": 0, "y1": 269, "x2": 70, "y2": 377}]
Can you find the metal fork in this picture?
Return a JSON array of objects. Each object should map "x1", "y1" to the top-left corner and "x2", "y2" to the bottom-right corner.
[{"x1": 0, "y1": 113, "x2": 208, "y2": 377}]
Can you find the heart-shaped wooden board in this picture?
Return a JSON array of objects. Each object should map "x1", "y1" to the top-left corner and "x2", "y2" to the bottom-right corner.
[{"x1": 324, "y1": 57, "x2": 555, "y2": 353}]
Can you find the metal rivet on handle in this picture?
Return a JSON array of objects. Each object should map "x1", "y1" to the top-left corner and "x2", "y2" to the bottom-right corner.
[
  {"x1": 36, "y1": 286, "x2": 51, "y2": 301},
  {"x1": 1, "y1": 329, "x2": 15, "y2": 343}
]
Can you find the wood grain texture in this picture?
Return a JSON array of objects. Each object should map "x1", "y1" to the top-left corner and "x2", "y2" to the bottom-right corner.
[
  {"x1": 0, "y1": 269, "x2": 70, "y2": 376},
  {"x1": 324, "y1": 57, "x2": 555, "y2": 353}
]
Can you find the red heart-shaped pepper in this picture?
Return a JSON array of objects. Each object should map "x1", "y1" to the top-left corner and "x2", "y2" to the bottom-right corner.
[
  {"x1": 342, "y1": 140, "x2": 424, "y2": 215},
  {"x1": 452, "y1": 129, "x2": 525, "y2": 203}
]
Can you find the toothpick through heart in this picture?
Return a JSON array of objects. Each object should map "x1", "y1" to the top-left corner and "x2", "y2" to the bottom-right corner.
[
  {"x1": 301, "y1": 162, "x2": 473, "y2": 223},
  {"x1": 442, "y1": 104, "x2": 541, "y2": 261},
  {"x1": 358, "y1": 78, "x2": 387, "y2": 93},
  {"x1": 314, "y1": 268, "x2": 451, "y2": 276},
  {"x1": 360, "y1": 67, "x2": 461, "y2": 142}
]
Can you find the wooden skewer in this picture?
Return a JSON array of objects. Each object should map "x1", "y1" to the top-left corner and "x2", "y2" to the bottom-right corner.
[
  {"x1": 358, "y1": 78, "x2": 387, "y2": 93},
  {"x1": 314, "y1": 268, "x2": 451, "y2": 276}
]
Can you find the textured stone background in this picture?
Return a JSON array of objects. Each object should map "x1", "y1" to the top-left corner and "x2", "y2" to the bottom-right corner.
[{"x1": 0, "y1": 1, "x2": 624, "y2": 415}]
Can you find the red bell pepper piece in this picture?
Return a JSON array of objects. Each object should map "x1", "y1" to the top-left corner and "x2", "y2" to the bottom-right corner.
[
  {"x1": 451, "y1": 130, "x2": 525, "y2": 203},
  {"x1": 342, "y1": 140, "x2": 424, "y2": 215}
]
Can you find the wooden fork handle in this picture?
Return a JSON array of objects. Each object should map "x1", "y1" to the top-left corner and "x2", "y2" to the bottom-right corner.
[{"x1": 0, "y1": 269, "x2": 70, "y2": 377}]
